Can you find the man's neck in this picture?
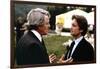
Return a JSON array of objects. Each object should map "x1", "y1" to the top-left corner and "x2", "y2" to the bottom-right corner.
[{"x1": 74, "y1": 34, "x2": 82, "y2": 39}]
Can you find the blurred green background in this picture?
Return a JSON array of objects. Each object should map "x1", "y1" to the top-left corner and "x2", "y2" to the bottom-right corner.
[{"x1": 43, "y1": 35, "x2": 72, "y2": 61}]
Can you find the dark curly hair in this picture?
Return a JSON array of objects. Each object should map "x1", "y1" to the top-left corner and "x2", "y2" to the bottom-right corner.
[{"x1": 72, "y1": 15, "x2": 88, "y2": 36}]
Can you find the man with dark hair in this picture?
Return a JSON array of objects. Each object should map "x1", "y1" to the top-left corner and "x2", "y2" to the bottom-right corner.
[
  {"x1": 16, "y1": 8, "x2": 56, "y2": 65},
  {"x1": 58, "y1": 15, "x2": 94, "y2": 63}
]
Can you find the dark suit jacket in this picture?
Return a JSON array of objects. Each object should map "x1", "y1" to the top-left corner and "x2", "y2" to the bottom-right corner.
[
  {"x1": 64, "y1": 38, "x2": 94, "y2": 63},
  {"x1": 16, "y1": 31, "x2": 50, "y2": 65}
]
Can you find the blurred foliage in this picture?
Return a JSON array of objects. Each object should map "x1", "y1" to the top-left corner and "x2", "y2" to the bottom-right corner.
[{"x1": 14, "y1": 3, "x2": 93, "y2": 30}]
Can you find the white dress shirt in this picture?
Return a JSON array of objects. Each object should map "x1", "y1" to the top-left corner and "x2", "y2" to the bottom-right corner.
[
  {"x1": 70, "y1": 36, "x2": 83, "y2": 57},
  {"x1": 31, "y1": 30, "x2": 42, "y2": 42}
]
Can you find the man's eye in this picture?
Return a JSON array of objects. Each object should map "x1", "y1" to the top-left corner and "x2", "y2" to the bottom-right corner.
[{"x1": 72, "y1": 24, "x2": 77, "y2": 27}]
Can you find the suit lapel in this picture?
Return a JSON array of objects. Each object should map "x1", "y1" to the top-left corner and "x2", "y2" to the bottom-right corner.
[
  {"x1": 72, "y1": 38, "x2": 85, "y2": 57},
  {"x1": 28, "y1": 31, "x2": 42, "y2": 44},
  {"x1": 28, "y1": 31, "x2": 47, "y2": 52}
]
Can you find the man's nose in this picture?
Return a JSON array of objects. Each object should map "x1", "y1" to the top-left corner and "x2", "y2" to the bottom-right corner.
[{"x1": 70, "y1": 26, "x2": 73, "y2": 31}]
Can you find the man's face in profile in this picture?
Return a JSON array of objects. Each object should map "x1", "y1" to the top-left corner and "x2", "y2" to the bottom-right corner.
[
  {"x1": 38, "y1": 15, "x2": 50, "y2": 35},
  {"x1": 70, "y1": 19, "x2": 81, "y2": 37}
]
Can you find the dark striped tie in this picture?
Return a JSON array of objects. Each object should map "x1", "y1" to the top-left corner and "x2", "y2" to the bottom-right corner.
[{"x1": 67, "y1": 41, "x2": 75, "y2": 58}]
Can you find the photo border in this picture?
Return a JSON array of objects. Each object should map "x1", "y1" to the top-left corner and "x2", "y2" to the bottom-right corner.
[{"x1": 10, "y1": 0, "x2": 96, "y2": 68}]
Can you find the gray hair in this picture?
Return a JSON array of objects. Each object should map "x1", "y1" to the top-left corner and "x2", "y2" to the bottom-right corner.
[{"x1": 27, "y1": 8, "x2": 50, "y2": 26}]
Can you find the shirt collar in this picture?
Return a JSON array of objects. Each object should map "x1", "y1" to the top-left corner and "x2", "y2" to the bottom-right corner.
[
  {"x1": 70, "y1": 36, "x2": 83, "y2": 57},
  {"x1": 74, "y1": 36, "x2": 83, "y2": 45},
  {"x1": 31, "y1": 30, "x2": 42, "y2": 42}
]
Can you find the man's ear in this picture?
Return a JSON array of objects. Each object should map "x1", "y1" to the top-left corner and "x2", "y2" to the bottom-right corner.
[
  {"x1": 37, "y1": 25, "x2": 44, "y2": 31},
  {"x1": 37, "y1": 26, "x2": 41, "y2": 30}
]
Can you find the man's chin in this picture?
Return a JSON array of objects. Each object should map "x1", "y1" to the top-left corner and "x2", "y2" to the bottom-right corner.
[
  {"x1": 71, "y1": 33, "x2": 76, "y2": 37},
  {"x1": 71, "y1": 33, "x2": 73, "y2": 36}
]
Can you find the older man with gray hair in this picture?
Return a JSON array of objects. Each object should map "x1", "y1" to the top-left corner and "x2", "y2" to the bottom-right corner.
[{"x1": 16, "y1": 8, "x2": 56, "y2": 65}]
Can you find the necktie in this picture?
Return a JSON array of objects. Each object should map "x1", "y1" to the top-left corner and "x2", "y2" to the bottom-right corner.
[{"x1": 67, "y1": 41, "x2": 75, "y2": 59}]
